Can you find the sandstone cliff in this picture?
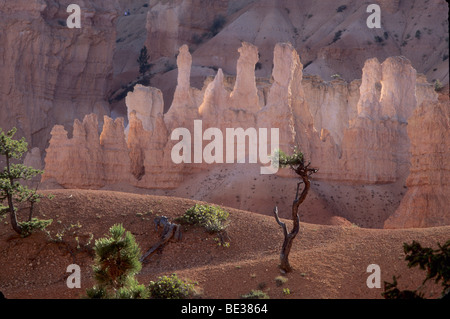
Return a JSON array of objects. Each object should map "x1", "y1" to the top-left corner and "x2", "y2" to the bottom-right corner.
[
  {"x1": 384, "y1": 100, "x2": 450, "y2": 228},
  {"x1": 336, "y1": 56, "x2": 417, "y2": 183},
  {"x1": 0, "y1": 0, "x2": 119, "y2": 153}
]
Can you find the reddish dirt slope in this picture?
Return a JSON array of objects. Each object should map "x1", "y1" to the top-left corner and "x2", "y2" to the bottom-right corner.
[{"x1": 0, "y1": 189, "x2": 448, "y2": 299}]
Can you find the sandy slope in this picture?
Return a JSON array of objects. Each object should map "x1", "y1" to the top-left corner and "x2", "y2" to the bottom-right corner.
[
  {"x1": 0, "y1": 189, "x2": 448, "y2": 299},
  {"x1": 100, "y1": 163, "x2": 407, "y2": 229}
]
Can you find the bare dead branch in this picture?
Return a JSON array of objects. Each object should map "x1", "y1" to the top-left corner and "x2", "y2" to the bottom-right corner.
[{"x1": 274, "y1": 207, "x2": 288, "y2": 238}]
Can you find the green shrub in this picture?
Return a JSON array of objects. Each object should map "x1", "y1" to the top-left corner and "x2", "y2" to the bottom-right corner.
[
  {"x1": 18, "y1": 218, "x2": 52, "y2": 238},
  {"x1": 241, "y1": 290, "x2": 270, "y2": 299},
  {"x1": 415, "y1": 30, "x2": 421, "y2": 39},
  {"x1": 148, "y1": 274, "x2": 196, "y2": 299},
  {"x1": 177, "y1": 204, "x2": 229, "y2": 233},
  {"x1": 331, "y1": 30, "x2": 343, "y2": 43},
  {"x1": 116, "y1": 278, "x2": 149, "y2": 299},
  {"x1": 275, "y1": 275, "x2": 288, "y2": 287},
  {"x1": 283, "y1": 288, "x2": 291, "y2": 295},
  {"x1": 434, "y1": 79, "x2": 443, "y2": 92},
  {"x1": 272, "y1": 146, "x2": 305, "y2": 169},
  {"x1": 374, "y1": 35, "x2": 384, "y2": 43}
]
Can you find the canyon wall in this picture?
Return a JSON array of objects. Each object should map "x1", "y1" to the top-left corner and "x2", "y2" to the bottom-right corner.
[
  {"x1": 41, "y1": 41, "x2": 448, "y2": 228},
  {"x1": 384, "y1": 100, "x2": 450, "y2": 228},
  {"x1": 0, "y1": 0, "x2": 119, "y2": 153},
  {"x1": 145, "y1": 0, "x2": 449, "y2": 87}
]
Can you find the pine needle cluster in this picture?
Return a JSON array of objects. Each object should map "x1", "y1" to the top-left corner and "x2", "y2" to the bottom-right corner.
[{"x1": 86, "y1": 224, "x2": 148, "y2": 299}]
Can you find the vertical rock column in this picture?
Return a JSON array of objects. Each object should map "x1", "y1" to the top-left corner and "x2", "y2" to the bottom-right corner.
[
  {"x1": 384, "y1": 100, "x2": 450, "y2": 228},
  {"x1": 230, "y1": 42, "x2": 260, "y2": 113},
  {"x1": 100, "y1": 116, "x2": 132, "y2": 185},
  {"x1": 257, "y1": 43, "x2": 299, "y2": 176},
  {"x1": 339, "y1": 57, "x2": 418, "y2": 183},
  {"x1": 42, "y1": 114, "x2": 106, "y2": 189},
  {"x1": 198, "y1": 68, "x2": 229, "y2": 127},
  {"x1": 164, "y1": 44, "x2": 198, "y2": 133},
  {"x1": 42, "y1": 125, "x2": 71, "y2": 186},
  {"x1": 125, "y1": 84, "x2": 176, "y2": 188}
]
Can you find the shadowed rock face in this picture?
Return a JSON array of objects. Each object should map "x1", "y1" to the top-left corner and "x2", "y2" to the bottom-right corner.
[
  {"x1": 145, "y1": 0, "x2": 449, "y2": 86},
  {"x1": 41, "y1": 40, "x2": 448, "y2": 228},
  {"x1": 0, "y1": 0, "x2": 119, "y2": 153}
]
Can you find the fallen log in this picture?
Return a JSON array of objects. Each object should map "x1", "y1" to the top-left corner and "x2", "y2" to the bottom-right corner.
[{"x1": 140, "y1": 216, "x2": 182, "y2": 263}]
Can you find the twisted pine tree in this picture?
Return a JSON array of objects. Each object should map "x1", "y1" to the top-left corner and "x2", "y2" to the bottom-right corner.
[
  {"x1": 86, "y1": 224, "x2": 148, "y2": 299},
  {"x1": 273, "y1": 147, "x2": 317, "y2": 273}
]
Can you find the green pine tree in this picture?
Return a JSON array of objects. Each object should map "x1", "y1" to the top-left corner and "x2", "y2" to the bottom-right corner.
[
  {"x1": 383, "y1": 240, "x2": 450, "y2": 299},
  {"x1": 137, "y1": 46, "x2": 151, "y2": 76},
  {"x1": 86, "y1": 224, "x2": 148, "y2": 299},
  {"x1": 0, "y1": 127, "x2": 52, "y2": 237}
]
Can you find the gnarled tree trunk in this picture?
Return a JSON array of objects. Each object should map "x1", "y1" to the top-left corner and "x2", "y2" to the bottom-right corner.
[
  {"x1": 274, "y1": 174, "x2": 310, "y2": 272},
  {"x1": 274, "y1": 153, "x2": 316, "y2": 273}
]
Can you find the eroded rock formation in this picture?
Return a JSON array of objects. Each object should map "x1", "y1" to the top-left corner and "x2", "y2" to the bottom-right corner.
[
  {"x1": 337, "y1": 57, "x2": 417, "y2": 183},
  {"x1": 44, "y1": 114, "x2": 105, "y2": 189},
  {"x1": 384, "y1": 100, "x2": 450, "y2": 228},
  {"x1": 42, "y1": 41, "x2": 447, "y2": 228},
  {"x1": 100, "y1": 116, "x2": 132, "y2": 185},
  {"x1": 145, "y1": 0, "x2": 449, "y2": 87}
]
